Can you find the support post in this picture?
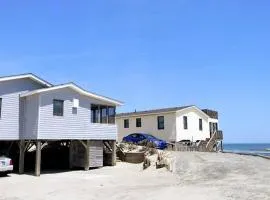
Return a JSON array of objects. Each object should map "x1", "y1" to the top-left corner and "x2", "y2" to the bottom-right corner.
[
  {"x1": 19, "y1": 140, "x2": 25, "y2": 174},
  {"x1": 35, "y1": 141, "x2": 41, "y2": 177},
  {"x1": 220, "y1": 141, "x2": 223, "y2": 152},
  {"x1": 111, "y1": 140, "x2": 116, "y2": 166},
  {"x1": 69, "y1": 141, "x2": 73, "y2": 169},
  {"x1": 84, "y1": 140, "x2": 90, "y2": 171}
]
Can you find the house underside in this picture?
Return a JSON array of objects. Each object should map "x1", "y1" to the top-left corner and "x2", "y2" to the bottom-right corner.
[{"x1": 0, "y1": 139, "x2": 117, "y2": 176}]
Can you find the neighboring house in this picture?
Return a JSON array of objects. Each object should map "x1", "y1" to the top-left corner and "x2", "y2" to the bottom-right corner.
[
  {"x1": 0, "y1": 73, "x2": 123, "y2": 176},
  {"x1": 116, "y1": 106, "x2": 221, "y2": 143}
]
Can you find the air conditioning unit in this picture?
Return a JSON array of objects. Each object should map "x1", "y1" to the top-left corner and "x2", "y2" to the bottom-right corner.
[{"x1": 73, "y1": 99, "x2": 79, "y2": 108}]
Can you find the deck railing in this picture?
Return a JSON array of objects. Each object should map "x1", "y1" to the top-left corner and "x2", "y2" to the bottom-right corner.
[
  {"x1": 217, "y1": 130, "x2": 223, "y2": 140},
  {"x1": 174, "y1": 140, "x2": 208, "y2": 152},
  {"x1": 174, "y1": 130, "x2": 223, "y2": 152}
]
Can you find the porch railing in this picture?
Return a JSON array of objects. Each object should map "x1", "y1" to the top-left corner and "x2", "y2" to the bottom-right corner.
[{"x1": 217, "y1": 130, "x2": 223, "y2": 140}]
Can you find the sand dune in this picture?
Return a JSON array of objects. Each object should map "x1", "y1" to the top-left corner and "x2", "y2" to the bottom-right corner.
[{"x1": 0, "y1": 152, "x2": 269, "y2": 200}]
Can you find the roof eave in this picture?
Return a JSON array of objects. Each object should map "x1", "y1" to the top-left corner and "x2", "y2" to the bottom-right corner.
[
  {"x1": 20, "y1": 84, "x2": 123, "y2": 106},
  {"x1": 116, "y1": 110, "x2": 178, "y2": 118},
  {"x1": 0, "y1": 73, "x2": 53, "y2": 87},
  {"x1": 176, "y1": 105, "x2": 210, "y2": 119}
]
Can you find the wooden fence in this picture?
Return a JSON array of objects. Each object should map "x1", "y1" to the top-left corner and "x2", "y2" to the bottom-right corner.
[{"x1": 174, "y1": 141, "x2": 208, "y2": 152}]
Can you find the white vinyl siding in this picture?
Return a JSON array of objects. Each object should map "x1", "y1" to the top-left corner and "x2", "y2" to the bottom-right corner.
[
  {"x1": 0, "y1": 78, "x2": 45, "y2": 140},
  {"x1": 117, "y1": 107, "x2": 219, "y2": 143},
  {"x1": 21, "y1": 95, "x2": 40, "y2": 139},
  {"x1": 117, "y1": 112, "x2": 177, "y2": 142},
  {"x1": 0, "y1": 98, "x2": 2, "y2": 118},
  {"x1": 176, "y1": 108, "x2": 210, "y2": 142},
  {"x1": 38, "y1": 88, "x2": 117, "y2": 140}
]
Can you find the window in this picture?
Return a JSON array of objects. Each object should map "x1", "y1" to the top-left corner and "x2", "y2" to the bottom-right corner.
[
  {"x1": 199, "y1": 118, "x2": 203, "y2": 131},
  {"x1": 157, "y1": 116, "x2": 164, "y2": 130},
  {"x1": 136, "y1": 118, "x2": 142, "y2": 127},
  {"x1": 213, "y1": 122, "x2": 218, "y2": 132},
  {"x1": 209, "y1": 122, "x2": 213, "y2": 134},
  {"x1": 0, "y1": 98, "x2": 2, "y2": 118},
  {"x1": 108, "y1": 106, "x2": 116, "y2": 124},
  {"x1": 53, "y1": 99, "x2": 64, "y2": 116},
  {"x1": 91, "y1": 105, "x2": 115, "y2": 124},
  {"x1": 183, "y1": 116, "x2": 188, "y2": 129},
  {"x1": 124, "y1": 119, "x2": 129, "y2": 128},
  {"x1": 209, "y1": 122, "x2": 218, "y2": 134},
  {"x1": 100, "y1": 106, "x2": 108, "y2": 124},
  {"x1": 91, "y1": 104, "x2": 100, "y2": 123}
]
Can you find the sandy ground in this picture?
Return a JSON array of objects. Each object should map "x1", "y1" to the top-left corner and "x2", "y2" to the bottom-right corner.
[{"x1": 0, "y1": 152, "x2": 270, "y2": 200}]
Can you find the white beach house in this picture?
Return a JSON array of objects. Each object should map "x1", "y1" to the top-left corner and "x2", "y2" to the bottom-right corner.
[{"x1": 116, "y1": 106, "x2": 221, "y2": 143}]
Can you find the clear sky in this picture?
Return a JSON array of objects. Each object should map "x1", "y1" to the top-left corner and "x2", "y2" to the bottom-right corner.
[{"x1": 0, "y1": 1, "x2": 269, "y2": 143}]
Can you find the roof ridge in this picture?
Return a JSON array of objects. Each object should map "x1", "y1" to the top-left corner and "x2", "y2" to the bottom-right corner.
[{"x1": 116, "y1": 105, "x2": 194, "y2": 116}]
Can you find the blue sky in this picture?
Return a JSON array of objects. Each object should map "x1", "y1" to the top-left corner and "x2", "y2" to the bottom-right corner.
[{"x1": 0, "y1": 1, "x2": 269, "y2": 143}]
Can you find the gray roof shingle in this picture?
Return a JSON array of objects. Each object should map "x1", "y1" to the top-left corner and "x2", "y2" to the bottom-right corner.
[
  {"x1": 116, "y1": 105, "x2": 218, "y2": 119},
  {"x1": 116, "y1": 105, "x2": 193, "y2": 117}
]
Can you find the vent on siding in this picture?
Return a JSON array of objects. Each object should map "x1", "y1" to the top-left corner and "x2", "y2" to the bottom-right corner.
[{"x1": 73, "y1": 99, "x2": 79, "y2": 108}]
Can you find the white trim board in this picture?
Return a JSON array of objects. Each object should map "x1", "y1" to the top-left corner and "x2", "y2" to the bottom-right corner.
[
  {"x1": 20, "y1": 83, "x2": 123, "y2": 106},
  {"x1": 0, "y1": 73, "x2": 52, "y2": 87}
]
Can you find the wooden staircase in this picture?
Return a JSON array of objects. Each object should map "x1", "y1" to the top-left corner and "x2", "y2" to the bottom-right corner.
[
  {"x1": 206, "y1": 131, "x2": 223, "y2": 152},
  {"x1": 116, "y1": 144, "x2": 125, "y2": 162},
  {"x1": 196, "y1": 140, "x2": 208, "y2": 152}
]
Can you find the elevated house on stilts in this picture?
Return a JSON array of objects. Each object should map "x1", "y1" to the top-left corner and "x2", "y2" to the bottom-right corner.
[{"x1": 0, "y1": 73, "x2": 122, "y2": 176}]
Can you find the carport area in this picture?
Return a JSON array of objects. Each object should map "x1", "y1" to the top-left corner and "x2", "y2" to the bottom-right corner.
[{"x1": 0, "y1": 140, "x2": 116, "y2": 176}]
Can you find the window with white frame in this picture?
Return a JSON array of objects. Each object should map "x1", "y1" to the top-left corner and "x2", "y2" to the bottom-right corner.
[
  {"x1": 199, "y1": 118, "x2": 203, "y2": 131},
  {"x1": 53, "y1": 99, "x2": 64, "y2": 116},
  {"x1": 157, "y1": 116, "x2": 164, "y2": 130},
  {"x1": 124, "y1": 119, "x2": 129, "y2": 128},
  {"x1": 136, "y1": 118, "x2": 142, "y2": 127},
  {"x1": 183, "y1": 116, "x2": 188, "y2": 129}
]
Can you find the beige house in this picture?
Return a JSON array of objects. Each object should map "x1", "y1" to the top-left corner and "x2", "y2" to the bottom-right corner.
[{"x1": 116, "y1": 106, "x2": 220, "y2": 143}]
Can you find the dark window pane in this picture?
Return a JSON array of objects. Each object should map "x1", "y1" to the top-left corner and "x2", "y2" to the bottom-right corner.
[
  {"x1": 108, "y1": 107, "x2": 116, "y2": 124},
  {"x1": 136, "y1": 118, "x2": 142, "y2": 127},
  {"x1": 91, "y1": 104, "x2": 100, "y2": 123},
  {"x1": 213, "y1": 123, "x2": 218, "y2": 133},
  {"x1": 215, "y1": 123, "x2": 218, "y2": 132},
  {"x1": 91, "y1": 105, "x2": 113, "y2": 124},
  {"x1": 124, "y1": 119, "x2": 129, "y2": 128},
  {"x1": 209, "y1": 122, "x2": 213, "y2": 134},
  {"x1": 100, "y1": 106, "x2": 108, "y2": 124},
  {"x1": 157, "y1": 116, "x2": 164, "y2": 130},
  {"x1": 53, "y1": 99, "x2": 64, "y2": 116},
  {"x1": 199, "y1": 119, "x2": 203, "y2": 131},
  {"x1": 183, "y1": 116, "x2": 188, "y2": 129}
]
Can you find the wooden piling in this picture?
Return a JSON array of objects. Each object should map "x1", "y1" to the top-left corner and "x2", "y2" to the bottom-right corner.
[
  {"x1": 35, "y1": 141, "x2": 41, "y2": 176},
  {"x1": 19, "y1": 140, "x2": 25, "y2": 174},
  {"x1": 84, "y1": 140, "x2": 90, "y2": 171},
  {"x1": 69, "y1": 140, "x2": 73, "y2": 169},
  {"x1": 111, "y1": 140, "x2": 116, "y2": 166},
  {"x1": 220, "y1": 141, "x2": 223, "y2": 152}
]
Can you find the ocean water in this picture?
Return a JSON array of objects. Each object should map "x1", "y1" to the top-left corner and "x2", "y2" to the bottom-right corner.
[{"x1": 223, "y1": 143, "x2": 270, "y2": 157}]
